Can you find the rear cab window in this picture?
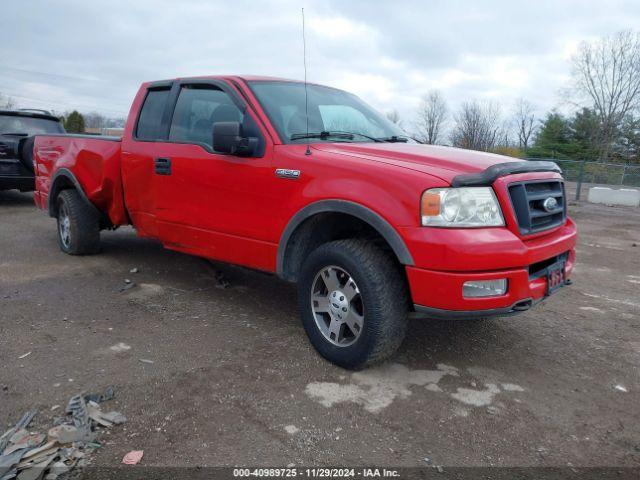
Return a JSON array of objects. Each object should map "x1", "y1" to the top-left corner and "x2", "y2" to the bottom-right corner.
[{"x1": 136, "y1": 88, "x2": 171, "y2": 140}]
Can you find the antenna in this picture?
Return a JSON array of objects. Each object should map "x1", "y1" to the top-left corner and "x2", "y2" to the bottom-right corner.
[{"x1": 302, "y1": 8, "x2": 311, "y2": 155}]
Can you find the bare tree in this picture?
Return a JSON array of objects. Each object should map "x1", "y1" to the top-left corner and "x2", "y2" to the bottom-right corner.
[
  {"x1": 0, "y1": 92, "x2": 17, "y2": 109},
  {"x1": 450, "y1": 100, "x2": 502, "y2": 151},
  {"x1": 84, "y1": 111, "x2": 108, "y2": 129},
  {"x1": 415, "y1": 90, "x2": 447, "y2": 144},
  {"x1": 386, "y1": 110, "x2": 402, "y2": 128},
  {"x1": 498, "y1": 118, "x2": 514, "y2": 148},
  {"x1": 571, "y1": 30, "x2": 640, "y2": 161},
  {"x1": 513, "y1": 99, "x2": 537, "y2": 150}
]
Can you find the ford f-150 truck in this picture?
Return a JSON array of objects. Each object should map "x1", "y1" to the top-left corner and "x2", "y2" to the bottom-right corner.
[{"x1": 33, "y1": 75, "x2": 576, "y2": 368}]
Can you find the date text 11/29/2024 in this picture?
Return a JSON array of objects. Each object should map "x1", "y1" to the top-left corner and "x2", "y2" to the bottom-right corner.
[{"x1": 233, "y1": 468, "x2": 401, "y2": 477}]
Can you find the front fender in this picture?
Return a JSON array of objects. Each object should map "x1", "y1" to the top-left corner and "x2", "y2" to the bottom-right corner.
[{"x1": 277, "y1": 199, "x2": 415, "y2": 278}]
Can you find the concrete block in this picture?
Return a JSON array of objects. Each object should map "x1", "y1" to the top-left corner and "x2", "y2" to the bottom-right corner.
[{"x1": 587, "y1": 187, "x2": 640, "y2": 207}]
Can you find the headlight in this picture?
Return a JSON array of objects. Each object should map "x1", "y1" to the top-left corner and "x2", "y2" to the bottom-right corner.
[{"x1": 421, "y1": 187, "x2": 504, "y2": 227}]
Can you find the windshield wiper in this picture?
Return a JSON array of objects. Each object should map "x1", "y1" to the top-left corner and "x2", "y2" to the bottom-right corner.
[
  {"x1": 376, "y1": 135, "x2": 409, "y2": 143},
  {"x1": 290, "y1": 131, "x2": 355, "y2": 141},
  {"x1": 291, "y1": 130, "x2": 393, "y2": 143},
  {"x1": 327, "y1": 131, "x2": 385, "y2": 142},
  {"x1": 290, "y1": 131, "x2": 408, "y2": 143},
  {"x1": 1, "y1": 132, "x2": 29, "y2": 137}
]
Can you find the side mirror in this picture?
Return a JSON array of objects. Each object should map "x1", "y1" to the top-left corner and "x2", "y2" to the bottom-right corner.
[{"x1": 212, "y1": 121, "x2": 258, "y2": 157}]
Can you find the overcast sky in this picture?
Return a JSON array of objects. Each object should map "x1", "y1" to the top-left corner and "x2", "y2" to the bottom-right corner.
[{"x1": 1, "y1": 0, "x2": 639, "y2": 129}]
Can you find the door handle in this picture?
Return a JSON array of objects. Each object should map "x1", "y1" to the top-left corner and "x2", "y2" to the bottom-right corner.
[{"x1": 154, "y1": 157, "x2": 171, "y2": 175}]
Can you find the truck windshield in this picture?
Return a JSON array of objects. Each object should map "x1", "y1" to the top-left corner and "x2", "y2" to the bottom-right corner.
[
  {"x1": 248, "y1": 81, "x2": 409, "y2": 144},
  {"x1": 0, "y1": 115, "x2": 64, "y2": 135}
]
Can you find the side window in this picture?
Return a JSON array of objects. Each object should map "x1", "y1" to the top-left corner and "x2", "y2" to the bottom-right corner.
[
  {"x1": 136, "y1": 88, "x2": 170, "y2": 140},
  {"x1": 169, "y1": 85, "x2": 243, "y2": 149}
]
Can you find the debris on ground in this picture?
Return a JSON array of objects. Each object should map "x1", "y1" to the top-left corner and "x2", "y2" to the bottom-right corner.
[
  {"x1": 213, "y1": 270, "x2": 231, "y2": 289},
  {"x1": 118, "y1": 282, "x2": 136, "y2": 293},
  {"x1": 614, "y1": 384, "x2": 628, "y2": 392},
  {"x1": 124, "y1": 283, "x2": 164, "y2": 301},
  {"x1": 122, "y1": 450, "x2": 143, "y2": 465},
  {"x1": 0, "y1": 388, "x2": 126, "y2": 480},
  {"x1": 284, "y1": 425, "x2": 299, "y2": 435},
  {"x1": 84, "y1": 386, "x2": 115, "y2": 404},
  {"x1": 129, "y1": 268, "x2": 139, "y2": 274},
  {"x1": 138, "y1": 359, "x2": 154, "y2": 364},
  {"x1": 109, "y1": 343, "x2": 131, "y2": 353},
  {"x1": 204, "y1": 261, "x2": 231, "y2": 289},
  {"x1": 17, "y1": 352, "x2": 31, "y2": 360}
]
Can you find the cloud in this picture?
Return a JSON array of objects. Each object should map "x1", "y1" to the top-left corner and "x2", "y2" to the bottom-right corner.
[{"x1": 0, "y1": 0, "x2": 638, "y2": 127}]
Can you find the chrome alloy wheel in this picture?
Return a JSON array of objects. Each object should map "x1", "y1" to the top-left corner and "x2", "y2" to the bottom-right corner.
[
  {"x1": 58, "y1": 202, "x2": 71, "y2": 248},
  {"x1": 310, "y1": 265, "x2": 364, "y2": 347}
]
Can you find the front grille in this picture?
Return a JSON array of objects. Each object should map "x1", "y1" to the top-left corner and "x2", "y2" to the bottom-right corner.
[{"x1": 508, "y1": 180, "x2": 566, "y2": 235}]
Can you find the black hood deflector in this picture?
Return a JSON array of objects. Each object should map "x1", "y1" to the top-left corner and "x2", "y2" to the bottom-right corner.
[{"x1": 451, "y1": 161, "x2": 561, "y2": 187}]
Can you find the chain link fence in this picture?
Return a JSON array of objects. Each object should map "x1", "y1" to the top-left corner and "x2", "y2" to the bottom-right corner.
[{"x1": 526, "y1": 158, "x2": 640, "y2": 201}]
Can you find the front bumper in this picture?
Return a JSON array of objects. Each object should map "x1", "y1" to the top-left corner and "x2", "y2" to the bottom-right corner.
[
  {"x1": 404, "y1": 220, "x2": 577, "y2": 317},
  {"x1": 413, "y1": 298, "x2": 542, "y2": 319}
]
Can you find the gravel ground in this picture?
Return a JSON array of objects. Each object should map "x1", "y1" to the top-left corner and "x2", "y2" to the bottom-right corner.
[{"x1": 1, "y1": 191, "x2": 639, "y2": 468}]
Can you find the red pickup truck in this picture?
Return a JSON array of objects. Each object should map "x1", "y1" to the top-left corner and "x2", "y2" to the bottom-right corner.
[{"x1": 33, "y1": 75, "x2": 576, "y2": 368}]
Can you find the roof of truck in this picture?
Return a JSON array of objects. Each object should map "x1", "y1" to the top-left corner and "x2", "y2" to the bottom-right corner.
[
  {"x1": 145, "y1": 75, "x2": 324, "y2": 88},
  {"x1": 233, "y1": 75, "x2": 303, "y2": 83}
]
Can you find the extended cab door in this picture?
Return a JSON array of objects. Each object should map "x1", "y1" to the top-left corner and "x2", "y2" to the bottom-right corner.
[
  {"x1": 120, "y1": 82, "x2": 174, "y2": 238},
  {"x1": 153, "y1": 80, "x2": 278, "y2": 271}
]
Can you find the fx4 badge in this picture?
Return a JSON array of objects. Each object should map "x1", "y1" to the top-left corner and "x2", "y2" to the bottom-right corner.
[{"x1": 275, "y1": 168, "x2": 301, "y2": 179}]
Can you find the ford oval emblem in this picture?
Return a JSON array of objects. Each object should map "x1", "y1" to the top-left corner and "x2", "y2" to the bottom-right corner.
[{"x1": 542, "y1": 197, "x2": 558, "y2": 212}]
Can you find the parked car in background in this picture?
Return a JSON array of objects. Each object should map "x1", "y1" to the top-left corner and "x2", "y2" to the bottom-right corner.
[
  {"x1": 32, "y1": 75, "x2": 577, "y2": 368},
  {"x1": 0, "y1": 109, "x2": 65, "y2": 192}
]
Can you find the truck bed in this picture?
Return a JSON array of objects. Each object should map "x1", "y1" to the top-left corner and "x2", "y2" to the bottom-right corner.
[{"x1": 33, "y1": 134, "x2": 129, "y2": 226}]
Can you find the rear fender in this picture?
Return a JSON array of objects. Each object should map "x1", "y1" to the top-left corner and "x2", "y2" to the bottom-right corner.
[{"x1": 48, "y1": 168, "x2": 107, "y2": 224}]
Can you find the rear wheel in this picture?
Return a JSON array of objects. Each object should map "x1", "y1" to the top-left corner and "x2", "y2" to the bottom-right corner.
[
  {"x1": 298, "y1": 239, "x2": 409, "y2": 369},
  {"x1": 56, "y1": 190, "x2": 101, "y2": 255}
]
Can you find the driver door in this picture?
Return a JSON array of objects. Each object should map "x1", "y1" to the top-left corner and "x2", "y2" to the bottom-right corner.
[{"x1": 154, "y1": 81, "x2": 277, "y2": 271}]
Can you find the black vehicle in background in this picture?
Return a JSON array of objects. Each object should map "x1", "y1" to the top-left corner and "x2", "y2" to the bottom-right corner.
[{"x1": 0, "y1": 109, "x2": 65, "y2": 191}]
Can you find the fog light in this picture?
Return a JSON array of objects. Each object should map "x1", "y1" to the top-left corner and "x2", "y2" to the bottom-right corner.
[{"x1": 463, "y1": 279, "x2": 507, "y2": 298}]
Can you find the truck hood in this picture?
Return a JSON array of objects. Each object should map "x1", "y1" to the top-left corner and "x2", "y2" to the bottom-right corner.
[{"x1": 312, "y1": 143, "x2": 514, "y2": 184}]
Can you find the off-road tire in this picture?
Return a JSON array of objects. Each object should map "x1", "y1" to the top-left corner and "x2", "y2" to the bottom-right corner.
[
  {"x1": 298, "y1": 239, "x2": 409, "y2": 369},
  {"x1": 56, "y1": 189, "x2": 101, "y2": 255}
]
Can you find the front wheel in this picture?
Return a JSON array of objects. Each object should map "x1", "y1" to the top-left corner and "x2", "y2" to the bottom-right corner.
[{"x1": 298, "y1": 239, "x2": 409, "y2": 369}]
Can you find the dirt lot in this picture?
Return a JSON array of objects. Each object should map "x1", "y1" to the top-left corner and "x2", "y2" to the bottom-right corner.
[{"x1": 1, "y1": 191, "x2": 639, "y2": 468}]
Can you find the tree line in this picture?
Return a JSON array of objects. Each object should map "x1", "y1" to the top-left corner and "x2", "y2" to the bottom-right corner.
[{"x1": 390, "y1": 30, "x2": 640, "y2": 164}]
